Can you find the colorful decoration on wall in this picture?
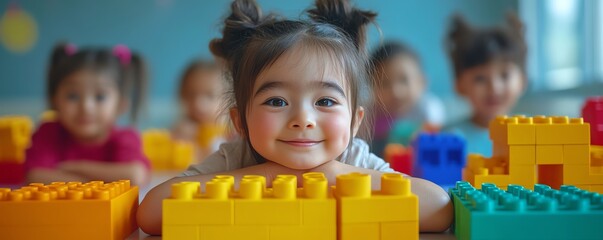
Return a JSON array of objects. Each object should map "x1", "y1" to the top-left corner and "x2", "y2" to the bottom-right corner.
[{"x1": 0, "y1": 2, "x2": 38, "y2": 54}]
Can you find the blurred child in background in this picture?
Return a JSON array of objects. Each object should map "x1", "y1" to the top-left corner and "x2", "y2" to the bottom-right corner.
[
  {"x1": 171, "y1": 59, "x2": 230, "y2": 161},
  {"x1": 370, "y1": 41, "x2": 445, "y2": 157},
  {"x1": 25, "y1": 43, "x2": 150, "y2": 186},
  {"x1": 444, "y1": 13, "x2": 527, "y2": 157}
]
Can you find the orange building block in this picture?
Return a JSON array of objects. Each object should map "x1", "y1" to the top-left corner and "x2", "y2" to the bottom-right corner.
[{"x1": 0, "y1": 180, "x2": 138, "y2": 240}]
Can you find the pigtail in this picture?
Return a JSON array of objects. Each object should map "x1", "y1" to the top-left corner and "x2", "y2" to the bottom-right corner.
[
  {"x1": 505, "y1": 12, "x2": 527, "y2": 73},
  {"x1": 47, "y1": 42, "x2": 77, "y2": 107},
  {"x1": 506, "y1": 12, "x2": 524, "y2": 38},
  {"x1": 446, "y1": 14, "x2": 472, "y2": 56},
  {"x1": 209, "y1": 0, "x2": 276, "y2": 64},
  {"x1": 307, "y1": 0, "x2": 376, "y2": 51},
  {"x1": 123, "y1": 52, "x2": 148, "y2": 124}
]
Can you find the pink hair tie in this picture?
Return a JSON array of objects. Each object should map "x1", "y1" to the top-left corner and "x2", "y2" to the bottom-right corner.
[
  {"x1": 112, "y1": 44, "x2": 131, "y2": 66},
  {"x1": 64, "y1": 43, "x2": 77, "y2": 56}
]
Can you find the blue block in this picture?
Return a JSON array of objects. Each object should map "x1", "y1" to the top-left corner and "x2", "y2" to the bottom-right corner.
[
  {"x1": 412, "y1": 133, "x2": 466, "y2": 185},
  {"x1": 450, "y1": 181, "x2": 603, "y2": 240}
]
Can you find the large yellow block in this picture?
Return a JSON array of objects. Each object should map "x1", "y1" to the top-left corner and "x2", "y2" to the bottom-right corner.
[
  {"x1": 0, "y1": 180, "x2": 138, "y2": 240},
  {"x1": 163, "y1": 173, "x2": 336, "y2": 240},
  {"x1": 333, "y1": 173, "x2": 418, "y2": 240}
]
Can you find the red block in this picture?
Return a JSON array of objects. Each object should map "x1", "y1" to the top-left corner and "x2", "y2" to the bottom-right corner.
[
  {"x1": 582, "y1": 96, "x2": 603, "y2": 146},
  {"x1": 384, "y1": 144, "x2": 413, "y2": 175},
  {"x1": 0, "y1": 162, "x2": 25, "y2": 184}
]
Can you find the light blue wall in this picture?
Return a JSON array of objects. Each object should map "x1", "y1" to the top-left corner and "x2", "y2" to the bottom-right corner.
[{"x1": 0, "y1": 0, "x2": 517, "y2": 128}]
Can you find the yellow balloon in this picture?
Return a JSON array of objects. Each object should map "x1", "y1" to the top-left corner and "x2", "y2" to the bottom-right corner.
[{"x1": 0, "y1": 8, "x2": 38, "y2": 54}]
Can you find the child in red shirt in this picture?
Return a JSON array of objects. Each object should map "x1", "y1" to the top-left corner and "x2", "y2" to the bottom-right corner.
[{"x1": 25, "y1": 43, "x2": 150, "y2": 186}]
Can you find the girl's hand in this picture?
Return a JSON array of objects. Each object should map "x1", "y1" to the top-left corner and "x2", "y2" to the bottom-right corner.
[{"x1": 58, "y1": 161, "x2": 87, "y2": 173}]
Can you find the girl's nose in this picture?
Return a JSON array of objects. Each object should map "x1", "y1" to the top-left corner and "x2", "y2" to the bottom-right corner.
[{"x1": 288, "y1": 106, "x2": 316, "y2": 129}]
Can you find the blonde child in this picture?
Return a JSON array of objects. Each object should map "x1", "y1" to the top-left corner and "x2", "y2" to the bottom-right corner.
[
  {"x1": 171, "y1": 59, "x2": 229, "y2": 161},
  {"x1": 25, "y1": 43, "x2": 150, "y2": 186},
  {"x1": 138, "y1": 0, "x2": 453, "y2": 234},
  {"x1": 444, "y1": 14, "x2": 527, "y2": 157},
  {"x1": 370, "y1": 41, "x2": 445, "y2": 156}
]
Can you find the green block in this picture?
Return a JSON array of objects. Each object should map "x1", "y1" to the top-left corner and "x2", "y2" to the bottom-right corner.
[{"x1": 450, "y1": 181, "x2": 603, "y2": 240}]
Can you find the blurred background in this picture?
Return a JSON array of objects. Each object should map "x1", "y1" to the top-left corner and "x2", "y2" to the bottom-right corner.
[{"x1": 0, "y1": 0, "x2": 601, "y2": 129}]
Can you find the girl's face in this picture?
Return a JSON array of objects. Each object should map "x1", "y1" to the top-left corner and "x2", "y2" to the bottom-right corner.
[
  {"x1": 52, "y1": 69, "x2": 123, "y2": 143},
  {"x1": 242, "y1": 45, "x2": 363, "y2": 170},
  {"x1": 376, "y1": 55, "x2": 425, "y2": 117},
  {"x1": 181, "y1": 69, "x2": 223, "y2": 125},
  {"x1": 456, "y1": 60, "x2": 525, "y2": 124}
]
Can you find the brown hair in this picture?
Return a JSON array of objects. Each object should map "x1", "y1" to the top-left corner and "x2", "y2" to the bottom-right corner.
[
  {"x1": 47, "y1": 42, "x2": 148, "y2": 123},
  {"x1": 210, "y1": 0, "x2": 376, "y2": 163},
  {"x1": 445, "y1": 13, "x2": 527, "y2": 79},
  {"x1": 177, "y1": 59, "x2": 220, "y2": 99}
]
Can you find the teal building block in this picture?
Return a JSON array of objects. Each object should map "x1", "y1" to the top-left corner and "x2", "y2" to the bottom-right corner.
[{"x1": 450, "y1": 181, "x2": 603, "y2": 240}]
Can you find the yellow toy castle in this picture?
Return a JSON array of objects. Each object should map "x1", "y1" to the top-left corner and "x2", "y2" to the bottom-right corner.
[{"x1": 463, "y1": 115, "x2": 603, "y2": 193}]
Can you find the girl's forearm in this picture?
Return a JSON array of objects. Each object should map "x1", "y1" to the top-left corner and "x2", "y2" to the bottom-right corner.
[
  {"x1": 60, "y1": 161, "x2": 149, "y2": 186},
  {"x1": 26, "y1": 168, "x2": 88, "y2": 184},
  {"x1": 408, "y1": 177, "x2": 454, "y2": 232}
]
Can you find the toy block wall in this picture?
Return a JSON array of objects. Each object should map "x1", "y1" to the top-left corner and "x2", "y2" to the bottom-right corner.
[
  {"x1": 450, "y1": 181, "x2": 603, "y2": 240},
  {"x1": 0, "y1": 180, "x2": 138, "y2": 240},
  {"x1": 463, "y1": 115, "x2": 602, "y2": 192}
]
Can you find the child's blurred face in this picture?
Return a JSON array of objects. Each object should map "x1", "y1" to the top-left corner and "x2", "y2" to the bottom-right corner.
[
  {"x1": 181, "y1": 70, "x2": 223, "y2": 124},
  {"x1": 456, "y1": 60, "x2": 524, "y2": 122},
  {"x1": 244, "y1": 45, "x2": 362, "y2": 170},
  {"x1": 376, "y1": 55, "x2": 424, "y2": 117},
  {"x1": 53, "y1": 69, "x2": 122, "y2": 143}
]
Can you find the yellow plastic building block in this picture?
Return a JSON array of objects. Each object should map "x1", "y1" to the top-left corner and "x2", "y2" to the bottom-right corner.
[
  {"x1": 0, "y1": 180, "x2": 138, "y2": 240},
  {"x1": 163, "y1": 172, "x2": 336, "y2": 240},
  {"x1": 0, "y1": 115, "x2": 33, "y2": 162},
  {"x1": 534, "y1": 116, "x2": 590, "y2": 145},
  {"x1": 332, "y1": 173, "x2": 418, "y2": 240},
  {"x1": 39, "y1": 110, "x2": 56, "y2": 123},
  {"x1": 591, "y1": 145, "x2": 603, "y2": 166},
  {"x1": 197, "y1": 123, "x2": 227, "y2": 150},
  {"x1": 536, "y1": 145, "x2": 563, "y2": 164},
  {"x1": 489, "y1": 115, "x2": 536, "y2": 145},
  {"x1": 142, "y1": 129, "x2": 194, "y2": 170}
]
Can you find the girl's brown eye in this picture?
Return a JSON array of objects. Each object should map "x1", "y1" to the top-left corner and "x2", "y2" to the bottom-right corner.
[
  {"x1": 263, "y1": 98, "x2": 288, "y2": 107},
  {"x1": 316, "y1": 98, "x2": 337, "y2": 107}
]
